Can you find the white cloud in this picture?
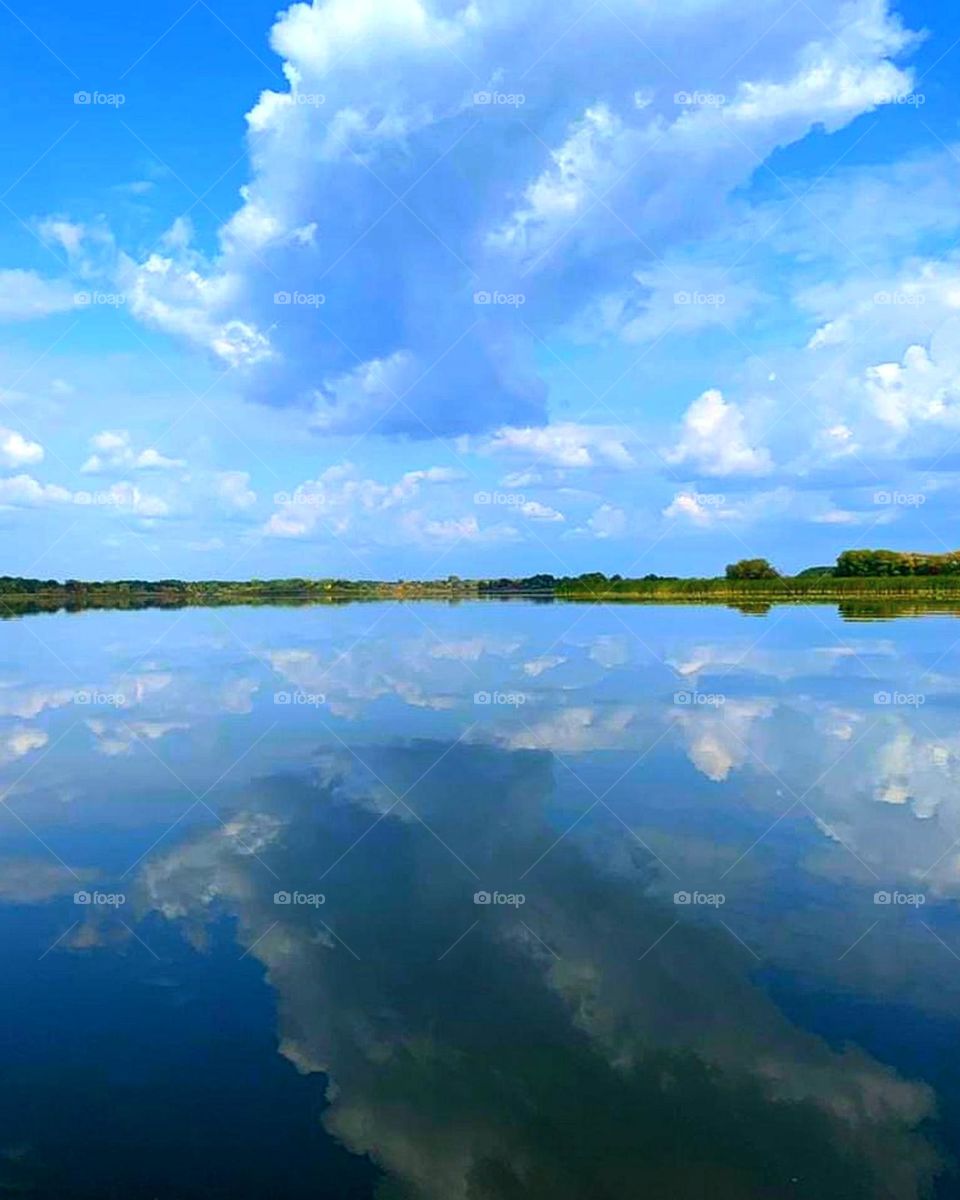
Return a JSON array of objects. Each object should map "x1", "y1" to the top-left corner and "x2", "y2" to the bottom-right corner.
[
  {"x1": 119, "y1": 243, "x2": 273, "y2": 369},
  {"x1": 666, "y1": 389, "x2": 772, "y2": 477},
  {"x1": 71, "y1": 0, "x2": 916, "y2": 440},
  {"x1": 400, "y1": 513, "x2": 490, "y2": 545},
  {"x1": 674, "y1": 699, "x2": 775, "y2": 783},
  {"x1": 0, "y1": 473, "x2": 169, "y2": 517},
  {"x1": 264, "y1": 462, "x2": 465, "y2": 541},
  {"x1": 522, "y1": 654, "x2": 566, "y2": 677},
  {"x1": 477, "y1": 423, "x2": 635, "y2": 469},
  {"x1": 86, "y1": 719, "x2": 187, "y2": 757},
  {"x1": 0, "y1": 428, "x2": 43, "y2": 467},
  {"x1": 0, "y1": 269, "x2": 76, "y2": 321},
  {"x1": 0, "y1": 726, "x2": 48, "y2": 765},
  {"x1": 813, "y1": 508, "x2": 861, "y2": 525},
  {"x1": 0, "y1": 475, "x2": 75, "y2": 507},
  {"x1": 82, "y1": 429, "x2": 185, "y2": 474},
  {"x1": 94, "y1": 482, "x2": 171, "y2": 517},
  {"x1": 519, "y1": 499, "x2": 564, "y2": 521},
  {"x1": 216, "y1": 470, "x2": 257, "y2": 511},
  {"x1": 135, "y1": 447, "x2": 184, "y2": 470},
  {"x1": 494, "y1": 706, "x2": 637, "y2": 752},
  {"x1": 663, "y1": 491, "x2": 737, "y2": 525},
  {"x1": 586, "y1": 503, "x2": 627, "y2": 539}
]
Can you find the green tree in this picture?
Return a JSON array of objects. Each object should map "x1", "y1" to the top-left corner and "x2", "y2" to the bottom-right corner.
[{"x1": 725, "y1": 558, "x2": 780, "y2": 580}]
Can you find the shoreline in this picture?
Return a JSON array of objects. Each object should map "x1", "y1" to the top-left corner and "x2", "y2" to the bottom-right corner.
[{"x1": 2, "y1": 581, "x2": 960, "y2": 618}]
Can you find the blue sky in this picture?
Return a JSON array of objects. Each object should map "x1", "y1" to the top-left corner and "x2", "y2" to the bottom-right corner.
[{"x1": 0, "y1": 0, "x2": 959, "y2": 580}]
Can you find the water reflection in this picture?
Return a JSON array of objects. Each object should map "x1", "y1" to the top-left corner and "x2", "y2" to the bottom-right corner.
[
  {"x1": 141, "y1": 742, "x2": 939, "y2": 1199},
  {"x1": 0, "y1": 602, "x2": 958, "y2": 1196}
]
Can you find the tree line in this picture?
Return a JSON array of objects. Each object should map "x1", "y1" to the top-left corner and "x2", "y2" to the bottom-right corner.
[{"x1": 0, "y1": 551, "x2": 957, "y2": 603}]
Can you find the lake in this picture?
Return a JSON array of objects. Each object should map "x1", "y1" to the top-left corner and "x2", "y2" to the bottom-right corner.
[{"x1": 0, "y1": 599, "x2": 957, "y2": 1198}]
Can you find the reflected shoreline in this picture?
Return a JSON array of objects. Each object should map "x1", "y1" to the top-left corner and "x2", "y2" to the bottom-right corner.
[{"x1": 3, "y1": 593, "x2": 960, "y2": 620}]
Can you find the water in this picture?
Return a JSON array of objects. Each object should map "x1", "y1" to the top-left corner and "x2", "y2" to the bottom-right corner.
[{"x1": 0, "y1": 599, "x2": 958, "y2": 1199}]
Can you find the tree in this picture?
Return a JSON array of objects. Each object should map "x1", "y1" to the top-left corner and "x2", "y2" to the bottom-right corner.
[{"x1": 725, "y1": 558, "x2": 780, "y2": 580}]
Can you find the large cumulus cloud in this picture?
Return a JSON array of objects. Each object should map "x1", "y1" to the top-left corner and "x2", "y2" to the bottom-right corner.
[{"x1": 121, "y1": 0, "x2": 917, "y2": 436}]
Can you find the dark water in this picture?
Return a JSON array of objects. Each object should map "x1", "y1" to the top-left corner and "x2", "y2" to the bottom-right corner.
[{"x1": 1, "y1": 600, "x2": 958, "y2": 1199}]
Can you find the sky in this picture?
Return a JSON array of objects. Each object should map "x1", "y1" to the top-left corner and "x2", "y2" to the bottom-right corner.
[{"x1": 0, "y1": 0, "x2": 958, "y2": 580}]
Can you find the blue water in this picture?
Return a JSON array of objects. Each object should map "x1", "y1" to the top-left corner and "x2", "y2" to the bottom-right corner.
[{"x1": 0, "y1": 600, "x2": 956, "y2": 1198}]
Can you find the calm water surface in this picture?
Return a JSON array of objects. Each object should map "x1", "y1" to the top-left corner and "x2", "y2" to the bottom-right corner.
[{"x1": 1, "y1": 600, "x2": 958, "y2": 1198}]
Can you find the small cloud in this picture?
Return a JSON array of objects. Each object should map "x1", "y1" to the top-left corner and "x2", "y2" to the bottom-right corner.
[
  {"x1": 0, "y1": 269, "x2": 76, "y2": 322},
  {"x1": 586, "y1": 503, "x2": 627, "y2": 539},
  {"x1": 665, "y1": 389, "x2": 772, "y2": 477},
  {"x1": 216, "y1": 470, "x2": 257, "y2": 510},
  {"x1": 519, "y1": 499, "x2": 564, "y2": 521},
  {"x1": 478, "y1": 423, "x2": 635, "y2": 469},
  {"x1": 522, "y1": 654, "x2": 566, "y2": 677},
  {"x1": 82, "y1": 430, "x2": 185, "y2": 473},
  {"x1": 0, "y1": 428, "x2": 43, "y2": 467}
]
